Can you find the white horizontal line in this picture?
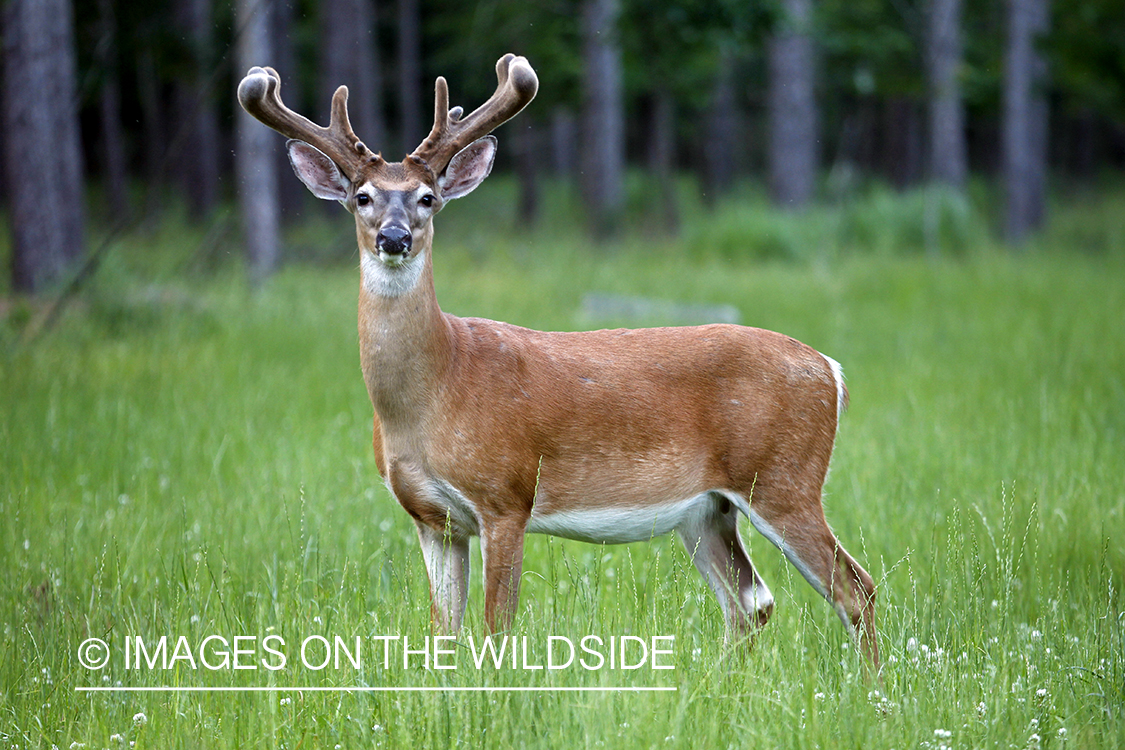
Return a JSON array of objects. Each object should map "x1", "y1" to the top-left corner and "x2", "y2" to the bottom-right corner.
[{"x1": 76, "y1": 686, "x2": 676, "y2": 693}]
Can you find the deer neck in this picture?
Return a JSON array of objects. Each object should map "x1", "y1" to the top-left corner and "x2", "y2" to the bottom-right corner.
[{"x1": 357, "y1": 239, "x2": 454, "y2": 430}]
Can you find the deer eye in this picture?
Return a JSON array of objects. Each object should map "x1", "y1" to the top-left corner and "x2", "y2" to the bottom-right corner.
[
  {"x1": 356, "y1": 193, "x2": 371, "y2": 207},
  {"x1": 419, "y1": 194, "x2": 435, "y2": 208}
]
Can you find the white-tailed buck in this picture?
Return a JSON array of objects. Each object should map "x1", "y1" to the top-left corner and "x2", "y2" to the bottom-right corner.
[{"x1": 238, "y1": 54, "x2": 879, "y2": 667}]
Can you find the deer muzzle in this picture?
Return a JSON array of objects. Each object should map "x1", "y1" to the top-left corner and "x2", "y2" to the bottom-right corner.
[{"x1": 376, "y1": 225, "x2": 412, "y2": 257}]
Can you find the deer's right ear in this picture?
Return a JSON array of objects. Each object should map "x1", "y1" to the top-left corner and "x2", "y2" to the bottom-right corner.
[{"x1": 287, "y1": 140, "x2": 350, "y2": 201}]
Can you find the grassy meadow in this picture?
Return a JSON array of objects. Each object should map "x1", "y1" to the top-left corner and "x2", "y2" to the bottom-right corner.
[{"x1": 2, "y1": 179, "x2": 1123, "y2": 748}]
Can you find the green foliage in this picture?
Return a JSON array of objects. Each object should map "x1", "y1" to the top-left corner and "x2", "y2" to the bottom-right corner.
[
  {"x1": 818, "y1": 0, "x2": 925, "y2": 100},
  {"x1": 3, "y1": 187, "x2": 1125, "y2": 747},
  {"x1": 1048, "y1": 0, "x2": 1125, "y2": 120}
]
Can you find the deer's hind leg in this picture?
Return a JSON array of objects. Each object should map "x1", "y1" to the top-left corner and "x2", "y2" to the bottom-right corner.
[
  {"x1": 677, "y1": 492, "x2": 774, "y2": 637},
  {"x1": 747, "y1": 477, "x2": 880, "y2": 668}
]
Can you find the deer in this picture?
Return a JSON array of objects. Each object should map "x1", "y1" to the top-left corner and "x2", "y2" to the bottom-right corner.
[{"x1": 237, "y1": 54, "x2": 880, "y2": 669}]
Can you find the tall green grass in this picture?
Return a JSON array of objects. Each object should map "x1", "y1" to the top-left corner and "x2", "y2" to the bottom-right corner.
[{"x1": 1, "y1": 183, "x2": 1123, "y2": 748}]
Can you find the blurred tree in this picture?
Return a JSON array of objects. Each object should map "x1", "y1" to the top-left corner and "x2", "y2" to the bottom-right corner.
[
  {"x1": 819, "y1": 0, "x2": 925, "y2": 188},
  {"x1": 3, "y1": 0, "x2": 86, "y2": 293},
  {"x1": 702, "y1": 47, "x2": 739, "y2": 206},
  {"x1": 320, "y1": 0, "x2": 384, "y2": 149},
  {"x1": 236, "y1": 0, "x2": 280, "y2": 283},
  {"x1": 620, "y1": 0, "x2": 738, "y2": 230},
  {"x1": 1045, "y1": 0, "x2": 1125, "y2": 176},
  {"x1": 273, "y1": 0, "x2": 307, "y2": 219},
  {"x1": 427, "y1": 1, "x2": 583, "y2": 225},
  {"x1": 94, "y1": 0, "x2": 130, "y2": 221},
  {"x1": 768, "y1": 0, "x2": 818, "y2": 209},
  {"x1": 1003, "y1": 0, "x2": 1051, "y2": 244},
  {"x1": 398, "y1": 0, "x2": 423, "y2": 155},
  {"x1": 580, "y1": 0, "x2": 625, "y2": 235},
  {"x1": 927, "y1": 0, "x2": 968, "y2": 187},
  {"x1": 173, "y1": 0, "x2": 221, "y2": 218},
  {"x1": 136, "y1": 26, "x2": 167, "y2": 221}
]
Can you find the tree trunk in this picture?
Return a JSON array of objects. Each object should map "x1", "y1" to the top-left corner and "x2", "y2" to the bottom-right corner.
[
  {"x1": 550, "y1": 107, "x2": 577, "y2": 178},
  {"x1": 513, "y1": 121, "x2": 540, "y2": 227},
  {"x1": 174, "y1": 0, "x2": 220, "y2": 218},
  {"x1": 236, "y1": 0, "x2": 280, "y2": 284},
  {"x1": 1003, "y1": 0, "x2": 1050, "y2": 245},
  {"x1": 647, "y1": 89, "x2": 679, "y2": 233},
  {"x1": 927, "y1": 0, "x2": 968, "y2": 187},
  {"x1": 883, "y1": 96, "x2": 923, "y2": 190},
  {"x1": 767, "y1": 0, "x2": 818, "y2": 210},
  {"x1": 273, "y1": 0, "x2": 307, "y2": 219},
  {"x1": 579, "y1": 0, "x2": 625, "y2": 235},
  {"x1": 96, "y1": 0, "x2": 130, "y2": 221},
  {"x1": 703, "y1": 49, "x2": 738, "y2": 207},
  {"x1": 321, "y1": 0, "x2": 384, "y2": 148},
  {"x1": 3, "y1": 0, "x2": 86, "y2": 293},
  {"x1": 397, "y1": 0, "x2": 423, "y2": 155},
  {"x1": 137, "y1": 43, "x2": 166, "y2": 222}
]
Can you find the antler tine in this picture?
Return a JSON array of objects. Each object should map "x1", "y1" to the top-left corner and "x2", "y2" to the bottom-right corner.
[
  {"x1": 411, "y1": 54, "x2": 538, "y2": 174},
  {"x1": 237, "y1": 66, "x2": 377, "y2": 182}
]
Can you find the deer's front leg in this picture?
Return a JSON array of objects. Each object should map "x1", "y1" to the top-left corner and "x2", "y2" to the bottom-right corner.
[
  {"x1": 480, "y1": 515, "x2": 529, "y2": 632},
  {"x1": 415, "y1": 521, "x2": 470, "y2": 633}
]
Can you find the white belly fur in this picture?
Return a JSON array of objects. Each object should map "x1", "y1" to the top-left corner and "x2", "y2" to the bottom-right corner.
[
  {"x1": 527, "y1": 492, "x2": 725, "y2": 544},
  {"x1": 408, "y1": 471, "x2": 752, "y2": 546}
]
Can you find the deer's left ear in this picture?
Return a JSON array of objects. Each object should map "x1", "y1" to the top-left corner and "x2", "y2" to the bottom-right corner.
[{"x1": 438, "y1": 136, "x2": 496, "y2": 200}]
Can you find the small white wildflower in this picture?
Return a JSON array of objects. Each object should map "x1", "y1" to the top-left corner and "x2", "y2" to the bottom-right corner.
[
  {"x1": 280, "y1": 697, "x2": 291, "y2": 706},
  {"x1": 1058, "y1": 728, "x2": 1067, "y2": 738},
  {"x1": 991, "y1": 599, "x2": 999, "y2": 608},
  {"x1": 190, "y1": 614, "x2": 201, "y2": 624},
  {"x1": 934, "y1": 729, "x2": 952, "y2": 739},
  {"x1": 1030, "y1": 718, "x2": 1039, "y2": 728},
  {"x1": 1036, "y1": 688, "x2": 1048, "y2": 699},
  {"x1": 372, "y1": 724, "x2": 383, "y2": 732},
  {"x1": 814, "y1": 692, "x2": 825, "y2": 701},
  {"x1": 976, "y1": 701, "x2": 987, "y2": 716},
  {"x1": 109, "y1": 734, "x2": 124, "y2": 744},
  {"x1": 69, "y1": 743, "x2": 86, "y2": 749},
  {"x1": 906, "y1": 637, "x2": 918, "y2": 652},
  {"x1": 132, "y1": 712, "x2": 147, "y2": 726},
  {"x1": 313, "y1": 616, "x2": 323, "y2": 625},
  {"x1": 1030, "y1": 629, "x2": 1042, "y2": 640}
]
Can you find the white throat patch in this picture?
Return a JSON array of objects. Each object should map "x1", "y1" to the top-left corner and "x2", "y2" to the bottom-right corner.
[{"x1": 361, "y1": 249, "x2": 426, "y2": 298}]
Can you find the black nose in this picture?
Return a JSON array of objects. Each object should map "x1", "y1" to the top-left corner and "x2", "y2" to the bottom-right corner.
[{"x1": 376, "y1": 225, "x2": 412, "y2": 256}]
